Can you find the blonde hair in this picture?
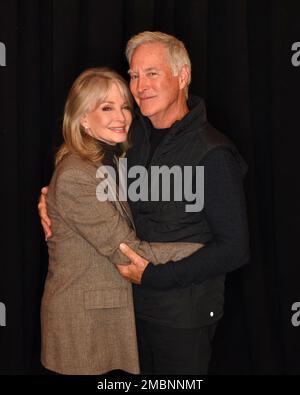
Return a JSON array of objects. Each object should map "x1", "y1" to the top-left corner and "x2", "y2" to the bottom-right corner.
[
  {"x1": 55, "y1": 67, "x2": 133, "y2": 166},
  {"x1": 126, "y1": 31, "x2": 191, "y2": 96}
]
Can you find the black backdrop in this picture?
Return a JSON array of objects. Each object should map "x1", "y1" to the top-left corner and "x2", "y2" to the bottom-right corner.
[{"x1": 0, "y1": 0, "x2": 299, "y2": 374}]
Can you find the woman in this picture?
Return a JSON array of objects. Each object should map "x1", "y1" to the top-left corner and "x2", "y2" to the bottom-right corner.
[{"x1": 41, "y1": 67, "x2": 202, "y2": 375}]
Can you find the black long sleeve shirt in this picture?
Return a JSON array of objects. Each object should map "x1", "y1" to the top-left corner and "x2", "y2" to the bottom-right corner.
[{"x1": 141, "y1": 146, "x2": 250, "y2": 290}]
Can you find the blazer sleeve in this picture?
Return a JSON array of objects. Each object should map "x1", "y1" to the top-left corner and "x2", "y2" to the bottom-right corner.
[{"x1": 53, "y1": 167, "x2": 203, "y2": 265}]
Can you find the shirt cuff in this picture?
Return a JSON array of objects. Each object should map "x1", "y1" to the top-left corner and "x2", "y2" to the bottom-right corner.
[{"x1": 141, "y1": 262, "x2": 179, "y2": 289}]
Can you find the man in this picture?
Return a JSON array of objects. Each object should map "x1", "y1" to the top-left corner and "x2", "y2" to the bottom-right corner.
[{"x1": 39, "y1": 31, "x2": 249, "y2": 374}]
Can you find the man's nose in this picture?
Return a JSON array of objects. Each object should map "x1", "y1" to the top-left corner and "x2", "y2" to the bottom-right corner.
[{"x1": 137, "y1": 75, "x2": 149, "y2": 93}]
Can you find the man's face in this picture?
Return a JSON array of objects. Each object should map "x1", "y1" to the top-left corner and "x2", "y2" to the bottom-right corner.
[{"x1": 129, "y1": 42, "x2": 184, "y2": 127}]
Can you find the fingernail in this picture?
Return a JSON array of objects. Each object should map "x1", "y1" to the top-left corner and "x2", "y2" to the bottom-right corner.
[{"x1": 119, "y1": 243, "x2": 125, "y2": 250}]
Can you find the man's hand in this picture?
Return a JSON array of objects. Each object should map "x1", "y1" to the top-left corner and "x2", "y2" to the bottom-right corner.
[
  {"x1": 38, "y1": 186, "x2": 52, "y2": 240},
  {"x1": 115, "y1": 243, "x2": 150, "y2": 284}
]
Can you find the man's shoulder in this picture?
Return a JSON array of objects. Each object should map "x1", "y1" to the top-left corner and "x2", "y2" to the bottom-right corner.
[
  {"x1": 197, "y1": 124, "x2": 248, "y2": 176},
  {"x1": 198, "y1": 122, "x2": 233, "y2": 149}
]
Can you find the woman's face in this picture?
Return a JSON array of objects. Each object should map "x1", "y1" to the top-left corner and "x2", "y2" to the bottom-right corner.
[{"x1": 81, "y1": 82, "x2": 132, "y2": 145}]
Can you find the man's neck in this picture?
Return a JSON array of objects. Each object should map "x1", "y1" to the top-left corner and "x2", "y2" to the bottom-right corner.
[{"x1": 150, "y1": 100, "x2": 189, "y2": 129}]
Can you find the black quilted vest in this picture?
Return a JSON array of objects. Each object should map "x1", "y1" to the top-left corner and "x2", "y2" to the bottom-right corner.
[{"x1": 126, "y1": 96, "x2": 247, "y2": 328}]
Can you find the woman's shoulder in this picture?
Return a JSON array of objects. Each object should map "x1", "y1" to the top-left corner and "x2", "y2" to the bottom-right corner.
[
  {"x1": 48, "y1": 153, "x2": 102, "y2": 194},
  {"x1": 56, "y1": 152, "x2": 100, "y2": 177}
]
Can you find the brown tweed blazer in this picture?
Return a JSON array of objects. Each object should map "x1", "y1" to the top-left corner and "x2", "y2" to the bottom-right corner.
[{"x1": 41, "y1": 152, "x2": 202, "y2": 375}]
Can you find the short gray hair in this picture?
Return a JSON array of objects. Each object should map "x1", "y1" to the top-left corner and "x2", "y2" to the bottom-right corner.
[{"x1": 126, "y1": 31, "x2": 191, "y2": 95}]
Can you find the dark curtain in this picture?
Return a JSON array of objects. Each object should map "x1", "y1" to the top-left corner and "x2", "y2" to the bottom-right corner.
[{"x1": 0, "y1": 0, "x2": 299, "y2": 374}]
